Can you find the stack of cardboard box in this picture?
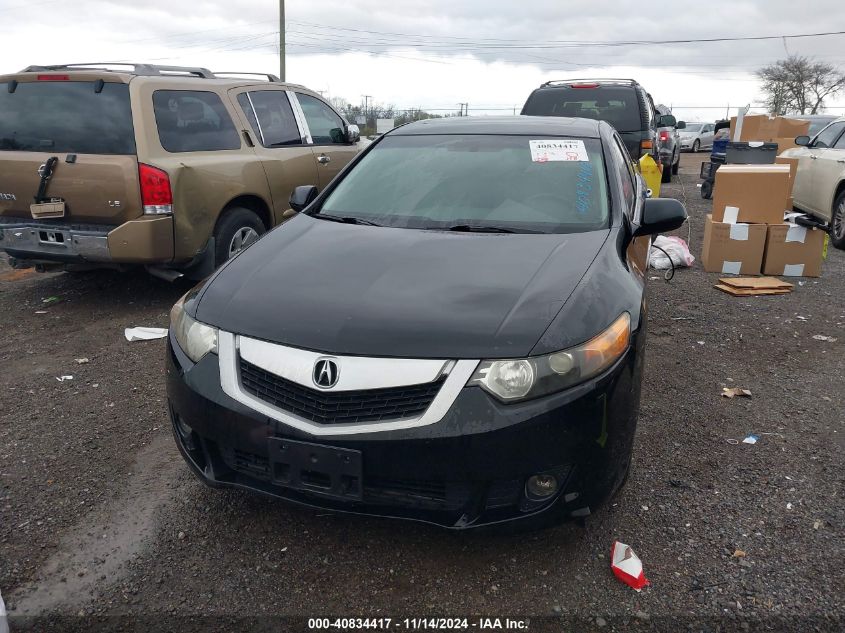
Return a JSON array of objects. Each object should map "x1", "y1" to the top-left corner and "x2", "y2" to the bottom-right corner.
[
  {"x1": 701, "y1": 115, "x2": 827, "y2": 278},
  {"x1": 728, "y1": 114, "x2": 810, "y2": 154}
]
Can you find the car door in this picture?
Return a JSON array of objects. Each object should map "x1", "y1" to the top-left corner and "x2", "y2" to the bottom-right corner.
[
  {"x1": 796, "y1": 121, "x2": 845, "y2": 216},
  {"x1": 229, "y1": 87, "x2": 319, "y2": 224},
  {"x1": 292, "y1": 92, "x2": 359, "y2": 188},
  {"x1": 808, "y1": 125, "x2": 845, "y2": 222}
]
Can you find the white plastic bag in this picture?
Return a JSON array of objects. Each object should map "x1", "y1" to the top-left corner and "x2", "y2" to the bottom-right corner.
[
  {"x1": 124, "y1": 327, "x2": 168, "y2": 341},
  {"x1": 649, "y1": 235, "x2": 695, "y2": 270},
  {"x1": 0, "y1": 587, "x2": 8, "y2": 633}
]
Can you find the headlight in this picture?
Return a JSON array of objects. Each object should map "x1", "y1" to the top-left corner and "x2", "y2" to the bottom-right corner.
[
  {"x1": 468, "y1": 313, "x2": 630, "y2": 402},
  {"x1": 170, "y1": 294, "x2": 218, "y2": 363}
]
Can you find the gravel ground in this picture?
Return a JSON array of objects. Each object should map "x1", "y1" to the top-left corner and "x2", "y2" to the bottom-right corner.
[{"x1": 1, "y1": 153, "x2": 843, "y2": 633}]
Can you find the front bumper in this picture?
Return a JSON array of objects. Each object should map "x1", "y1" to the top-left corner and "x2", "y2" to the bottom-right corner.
[
  {"x1": 166, "y1": 331, "x2": 644, "y2": 529},
  {"x1": 0, "y1": 216, "x2": 174, "y2": 264}
]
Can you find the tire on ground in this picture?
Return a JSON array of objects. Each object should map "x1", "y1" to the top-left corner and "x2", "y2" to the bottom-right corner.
[
  {"x1": 661, "y1": 161, "x2": 672, "y2": 183},
  {"x1": 692, "y1": 139, "x2": 700, "y2": 153},
  {"x1": 213, "y1": 207, "x2": 266, "y2": 266},
  {"x1": 672, "y1": 153, "x2": 680, "y2": 175},
  {"x1": 831, "y1": 190, "x2": 845, "y2": 250}
]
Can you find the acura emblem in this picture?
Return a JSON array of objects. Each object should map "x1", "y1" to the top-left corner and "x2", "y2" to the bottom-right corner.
[{"x1": 313, "y1": 358, "x2": 339, "y2": 388}]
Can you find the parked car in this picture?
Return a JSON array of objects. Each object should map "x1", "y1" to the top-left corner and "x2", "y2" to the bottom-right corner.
[
  {"x1": 655, "y1": 104, "x2": 685, "y2": 183},
  {"x1": 166, "y1": 115, "x2": 687, "y2": 530},
  {"x1": 521, "y1": 79, "x2": 682, "y2": 182},
  {"x1": 781, "y1": 117, "x2": 845, "y2": 249},
  {"x1": 0, "y1": 63, "x2": 361, "y2": 278},
  {"x1": 679, "y1": 122, "x2": 715, "y2": 152}
]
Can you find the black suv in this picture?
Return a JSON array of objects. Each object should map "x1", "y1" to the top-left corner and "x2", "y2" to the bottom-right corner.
[{"x1": 521, "y1": 79, "x2": 680, "y2": 181}]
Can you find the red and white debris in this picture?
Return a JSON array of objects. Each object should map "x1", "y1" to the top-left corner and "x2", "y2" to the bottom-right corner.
[{"x1": 610, "y1": 541, "x2": 650, "y2": 591}]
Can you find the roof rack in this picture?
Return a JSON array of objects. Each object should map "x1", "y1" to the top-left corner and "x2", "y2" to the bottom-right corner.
[
  {"x1": 21, "y1": 63, "x2": 215, "y2": 78},
  {"x1": 213, "y1": 72, "x2": 281, "y2": 83},
  {"x1": 541, "y1": 78, "x2": 639, "y2": 87}
]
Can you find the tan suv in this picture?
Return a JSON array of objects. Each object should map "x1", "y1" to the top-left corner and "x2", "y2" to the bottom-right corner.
[{"x1": 0, "y1": 63, "x2": 361, "y2": 278}]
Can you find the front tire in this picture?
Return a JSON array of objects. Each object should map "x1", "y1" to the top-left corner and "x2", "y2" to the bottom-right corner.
[
  {"x1": 692, "y1": 139, "x2": 700, "y2": 153},
  {"x1": 832, "y1": 191, "x2": 845, "y2": 250},
  {"x1": 213, "y1": 207, "x2": 266, "y2": 266}
]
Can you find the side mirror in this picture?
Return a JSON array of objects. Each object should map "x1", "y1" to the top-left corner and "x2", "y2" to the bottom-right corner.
[
  {"x1": 289, "y1": 185, "x2": 318, "y2": 212},
  {"x1": 795, "y1": 135, "x2": 811, "y2": 147},
  {"x1": 676, "y1": 120, "x2": 686, "y2": 130},
  {"x1": 657, "y1": 114, "x2": 677, "y2": 128},
  {"x1": 345, "y1": 124, "x2": 361, "y2": 144},
  {"x1": 634, "y1": 198, "x2": 687, "y2": 237}
]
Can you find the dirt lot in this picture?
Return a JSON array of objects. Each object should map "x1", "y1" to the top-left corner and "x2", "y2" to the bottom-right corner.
[{"x1": 1, "y1": 152, "x2": 843, "y2": 632}]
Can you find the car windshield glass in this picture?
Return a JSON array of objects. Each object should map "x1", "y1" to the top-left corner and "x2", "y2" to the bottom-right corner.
[
  {"x1": 0, "y1": 80, "x2": 135, "y2": 154},
  {"x1": 683, "y1": 124, "x2": 703, "y2": 132},
  {"x1": 316, "y1": 134, "x2": 609, "y2": 234},
  {"x1": 808, "y1": 119, "x2": 834, "y2": 136},
  {"x1": 522, "y1": 87, "x2": 641, "y2": 133}
]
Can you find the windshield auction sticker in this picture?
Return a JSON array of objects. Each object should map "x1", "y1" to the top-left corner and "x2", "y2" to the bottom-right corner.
[{"x1": 529, "y1": 139, "x2": 589, "y2": 162}]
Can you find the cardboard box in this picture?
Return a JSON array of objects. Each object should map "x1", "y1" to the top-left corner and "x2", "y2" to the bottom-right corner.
[
  {"x1": 762, "y1": 223, "x2": 826, "y2": 277},
  {"x1": 773, "y1": 117, "x2": 810, "y2": 138},
  {"x1": 775, "y1": 156, "x2": 799, "y2": 196},
  {"x1": 712, "y1": 164, "x2": 791, "y2": 224},
  {"x1": 773, "y1": 136, "x2": 799, "y2": 153},
  {"x1": 702, "y1": 214, "x2": 767, "y2": 275}
]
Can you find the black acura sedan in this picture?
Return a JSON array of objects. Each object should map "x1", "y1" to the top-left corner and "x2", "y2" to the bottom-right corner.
[{"x1": 166, "y1": 116, "x2": 686, "y2": 529}]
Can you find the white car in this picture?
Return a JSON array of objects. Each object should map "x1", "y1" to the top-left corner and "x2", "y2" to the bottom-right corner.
[
  {"x1": 782, "y1": 117, "x2": 845, "y2": 249},
  {"x1": 678, "y1": 122, "x2": 715, "y2": 152}
]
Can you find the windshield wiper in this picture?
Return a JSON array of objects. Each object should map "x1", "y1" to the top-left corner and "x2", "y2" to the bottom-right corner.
[
  {"x1": 422, "y1": 224, "x2": 521, "y2": 234},
  {"x1": 313, "y1": 213, "x2": 382, "y2": 227}
]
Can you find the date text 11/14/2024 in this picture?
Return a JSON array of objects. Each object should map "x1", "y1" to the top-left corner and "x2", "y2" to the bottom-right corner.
[{"x1": 308, "y1": 618, "x2": 531, "y2": 630}]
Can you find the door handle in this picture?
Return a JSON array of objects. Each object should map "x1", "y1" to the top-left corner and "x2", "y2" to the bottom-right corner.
[{"x1": 317, "y1": 154, "x2": 331, "y2": 164}]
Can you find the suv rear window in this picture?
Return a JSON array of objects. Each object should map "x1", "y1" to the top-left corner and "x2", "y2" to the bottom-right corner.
[
  {"x1": 0, "y1": 80, "x2": 135, "y2": 154},
  {"x1": 522, "y1": 86, "x2": 642, "y2": 133},
  {"x1": 153, "y1": 90, "x2": 240, "y2": 153}
]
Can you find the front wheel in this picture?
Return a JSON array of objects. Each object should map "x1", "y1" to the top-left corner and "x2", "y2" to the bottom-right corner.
[
  {"x1": 692, "y1": 139, "x2": 700, "y2": 153},
  {"x1": 213, "y1": 207, "x2": 266, "y2": 266},
  {"x1": 832, "y1": 191, "x2": 845, "y2": 250}
]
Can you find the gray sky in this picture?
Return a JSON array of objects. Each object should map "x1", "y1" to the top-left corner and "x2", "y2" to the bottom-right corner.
[{"x1": 3, "y1": 0, "x2": 845, "y2": 122}]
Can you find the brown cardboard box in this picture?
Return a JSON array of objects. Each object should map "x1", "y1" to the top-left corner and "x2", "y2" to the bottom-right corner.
[
  {"x1": 772, "y1": 136, "x2": 799, "y2": 153},
  {"x1": 702, "y1": 214, "x2": 767, "y2": 275},
  {"x1": 712, "y1": 164, "x2": 791, "y2": 224},
  {"x1": 729, "y1": 114, "x2": 777, "y2": 141},
  {"x1": 773, "y1": 117, "x2": 810, "y2": 138},
  {"x1": 775, "y1": 156, "x2": 799, "y2": 196},
  {"x1": 762, "y1": 223, "x2": 826, "y2": 277}
]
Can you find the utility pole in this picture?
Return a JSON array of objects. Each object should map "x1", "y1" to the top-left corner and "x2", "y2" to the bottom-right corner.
[
  {"x1": 458, "y1": 102, "x2": 468, "y2": 116},
  {"x1": 279, "y1": 0, "x2": 285, "y2": 82}
]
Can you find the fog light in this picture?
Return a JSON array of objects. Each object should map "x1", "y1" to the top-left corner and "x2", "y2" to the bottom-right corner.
[{"x1": 526, "y1": 474, "x2": 558, "y2": 499}]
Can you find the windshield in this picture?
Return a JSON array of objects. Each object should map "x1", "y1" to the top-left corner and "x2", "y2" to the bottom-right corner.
[
  {"x1": 683, "y1": 124, "x2": 703, "y2": 132},
  {"x1": 522, "y1": 87, "x2": 641, "y2": 133},
  {"x1": 0, "y1": 80, "x2": 135, "y2": 154},
  {"x1": 808, "y1": 119, "x2": 835, "y2": 136},
  {"x1": 316, "y1": 134, "x2": 609, "y2": 234}
]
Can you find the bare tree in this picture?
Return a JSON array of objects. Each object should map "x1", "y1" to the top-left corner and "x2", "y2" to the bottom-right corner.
[{"x1": 757, "y1": 55, "x2": 845, "y2": 115}]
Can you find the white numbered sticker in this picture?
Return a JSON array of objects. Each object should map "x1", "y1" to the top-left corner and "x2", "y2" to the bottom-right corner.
[{"x1": 529, "y1": 139, "x2": 589, "y2": 163}]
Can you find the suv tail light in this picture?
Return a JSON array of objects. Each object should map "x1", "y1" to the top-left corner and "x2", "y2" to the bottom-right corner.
[
  {"x1": 659, "y1": 131, "x2": 670, "y2": 142},
  {"x1": 641, "y1": 140, "x2": 653, "y2": 151},
  {"x1": 139, "y1": 164, "x2": 173, "y2": 215},
  {"x1": 37, "y1": 74, "x2": 70, "y2": 81}
]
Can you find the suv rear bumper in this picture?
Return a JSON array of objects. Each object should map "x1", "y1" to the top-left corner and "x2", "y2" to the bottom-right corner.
[{"x1": 0, "y1": 216, "x2": 174, "y2": 264}]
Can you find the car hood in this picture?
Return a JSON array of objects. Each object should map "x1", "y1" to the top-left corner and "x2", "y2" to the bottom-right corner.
[{"x1": 196, "y1": 215, "x2": 610, "y2": 359}]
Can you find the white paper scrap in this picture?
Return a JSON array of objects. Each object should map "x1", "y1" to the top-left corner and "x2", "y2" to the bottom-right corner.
[
  {"x1": 722, "y1": 206, "x2": 740, "y2": 224},
  {"x1": 729, "y1": 224, "x2": 749, "y2": 241},
  {"x1": 785, "y1": 225, "x2": 807, "y2": 243},
  {"x1": 125, "y1": 327, "x2": 168, "y2": 342},
  {"x1": 529, "y1": 139, "x2": 589, "y2": 163},
  {"x1": 783, "y1": 264, "x2": 805, "y2": 277},
  {"x1": 721, "y1": 261, "x2": 742, "y2": 275}
]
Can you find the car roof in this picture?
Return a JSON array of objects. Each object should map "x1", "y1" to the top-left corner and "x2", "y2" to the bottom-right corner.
[
  {"x1": 784, "y1": 114, "x2": 838, "y2": 121},
  {"x1": 391, "y1": 115, "x2": 603, "y2": 138}
]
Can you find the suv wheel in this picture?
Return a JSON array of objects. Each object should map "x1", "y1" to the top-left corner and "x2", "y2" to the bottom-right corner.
[
  {"x1": 213, "y1": 207, "x2": 266, "y2": 265},
  {"x1": 671, "y1": 152, "x2": 680, "y2": 175},
  {"x1": 832, "y1": 191, "x2": 845, "y2": 250},
  {"x1": 661, "y1": 161, "x2": 672, "y2": 183}
]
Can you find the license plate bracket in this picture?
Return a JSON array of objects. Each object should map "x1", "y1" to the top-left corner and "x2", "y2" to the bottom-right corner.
[
  {"x1": 30, "y1": 200, "x2": 65, "y2": 219},
  {"x1": 268, "y1": 438, "x2": 363, "y2": 501}
]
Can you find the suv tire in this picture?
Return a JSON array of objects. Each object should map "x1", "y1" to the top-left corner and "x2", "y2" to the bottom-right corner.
[
  {"x1": 661, "y1": 160, "x2": 672, "y2": 183},
  {"x1": 213, "y1": 207, "x2": 266, "y2": 266},
  {"x1": 671, "y1": 153, "x2": 680, "y2": 175},
  {"x1": 832, "y1": 190, "x2": 845, "y2": 251}
]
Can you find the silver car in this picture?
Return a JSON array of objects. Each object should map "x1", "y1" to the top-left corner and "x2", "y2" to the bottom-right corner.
[{"x1": 679, "y1": 122, "x2": 715, "y2": 152}]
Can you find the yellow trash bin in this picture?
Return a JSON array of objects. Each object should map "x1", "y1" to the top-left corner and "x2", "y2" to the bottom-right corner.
[{"x1": 638, "y1": 154, "x2": 662, "y2": 198}]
